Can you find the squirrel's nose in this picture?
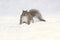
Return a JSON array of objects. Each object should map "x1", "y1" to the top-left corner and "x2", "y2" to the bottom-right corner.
[{"x1": 23, "y1": 21, "x2": 26, "y2": 23}]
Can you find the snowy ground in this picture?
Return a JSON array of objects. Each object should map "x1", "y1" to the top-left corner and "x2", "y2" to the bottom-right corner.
[{"x1": 0, "y1": 14, "x2": 60, "y2": 40}]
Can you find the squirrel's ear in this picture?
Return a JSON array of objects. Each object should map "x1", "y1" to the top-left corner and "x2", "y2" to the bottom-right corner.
[{"x1": 22, "y1": 10, "x2": 25, "y2": 12}]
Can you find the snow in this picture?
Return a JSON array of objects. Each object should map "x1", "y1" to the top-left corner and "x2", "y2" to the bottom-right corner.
[{"x1": 0, "y1": 14, "x2": 60, "y2": 40}]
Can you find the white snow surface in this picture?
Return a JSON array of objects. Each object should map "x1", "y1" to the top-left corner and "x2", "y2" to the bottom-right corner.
[{"x1": 0, "y1": 14, "x2": 60, "y2": 40}]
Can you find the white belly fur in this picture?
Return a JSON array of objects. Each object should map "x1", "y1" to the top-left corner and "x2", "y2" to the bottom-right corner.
[{"x1": 22, "y1": 16, "x2": 28, "y2": 22}]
